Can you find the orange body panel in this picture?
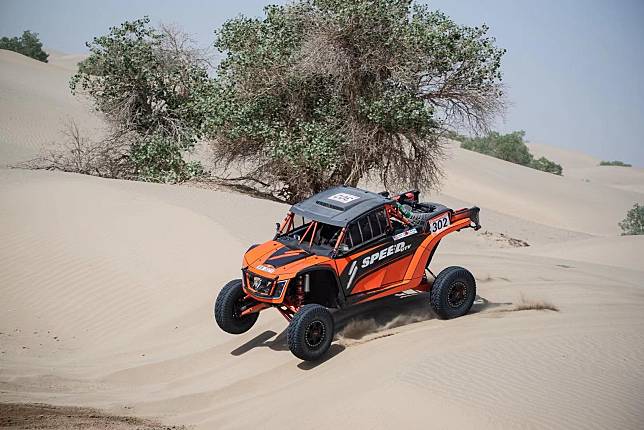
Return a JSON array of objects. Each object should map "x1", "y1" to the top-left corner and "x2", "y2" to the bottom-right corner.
[{"x1": 405, "y1": 218, "x2": 472, "y2": 281}]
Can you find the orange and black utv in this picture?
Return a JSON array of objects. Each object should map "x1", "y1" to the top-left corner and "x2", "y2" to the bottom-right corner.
[{"x1": 214, "y1": 186, "x2": 481, "y2": 361}]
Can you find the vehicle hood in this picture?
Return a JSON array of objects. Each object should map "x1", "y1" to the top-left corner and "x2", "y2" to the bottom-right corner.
[{"x1": 243, "y1": 240, "x2": 330, "y2": 278}]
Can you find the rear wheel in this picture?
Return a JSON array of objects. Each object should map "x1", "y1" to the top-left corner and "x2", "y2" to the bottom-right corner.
[
  {"x1": 430, "y1": 266, "x2": 476, "y2": 319},
  {"x1": 287, "y1": 304, "x2": 334, "y2": 361},
  {"x1": 214, "y1": 279, "x2": 259, "y2": 334}
]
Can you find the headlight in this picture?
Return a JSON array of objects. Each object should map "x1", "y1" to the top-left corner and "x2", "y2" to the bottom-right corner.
[{"x1": 273, "y1": 280, "x2": 288, "y2": 298}]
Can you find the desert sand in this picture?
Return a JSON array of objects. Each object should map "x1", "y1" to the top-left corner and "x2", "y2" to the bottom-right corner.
[
  {"x1": 1, "y1": 50, "x2": 643, "y2": 429},
  {"x1": 0, "y1": 50, "x2": 101, "y2": 167}
]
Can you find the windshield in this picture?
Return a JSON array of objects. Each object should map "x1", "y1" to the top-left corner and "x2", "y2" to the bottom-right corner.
[{"x1": 276, "y1": 213, "x2": 343, "y2": 255}]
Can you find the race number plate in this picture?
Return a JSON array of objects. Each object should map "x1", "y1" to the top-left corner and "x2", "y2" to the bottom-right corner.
[
  {"x1": 428, "y1": 213, "x2": 450, "y2": 234},
  {"x1": 328, "y1": 192, "x2": 360, "y2": 204}
]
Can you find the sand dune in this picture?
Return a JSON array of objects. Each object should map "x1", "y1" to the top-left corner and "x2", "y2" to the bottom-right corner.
[
  {"x1": 1, "y1": 50, "x2": 643, "y2": 429},
  {"x1": 563, "y1": 165, "x2": 644, "y2": 194},
  {"x1": 433, "y1": 143, "x2": 641, "y2": 236},
  {"x1": 0, "y1": 49, "x2": 103, "y2": 166},
  {"x1": 529, "y1": 142, "x2": 644, "y2": 194},
  {"x1": 528, "y1": 142, "x2": 600, "y2": 170},
  {"x1": 521, "y1": 235, "x2": 644, "y2": 269},
  {"x1": 1, "y1": 169, "x2": 643, "y2": 430},
  {"x1": 46, "y1": 48, "x2": 87, "y2": 72}
]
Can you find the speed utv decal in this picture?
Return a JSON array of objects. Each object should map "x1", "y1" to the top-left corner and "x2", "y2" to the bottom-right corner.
[
  {"x1": 361, "y1": 241, "x2": 411, "y2": 268},
  {"x1": 338, "y1": 235, "x2": 425, "y2": 294}
]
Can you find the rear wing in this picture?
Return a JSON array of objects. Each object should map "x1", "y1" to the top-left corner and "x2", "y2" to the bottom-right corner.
[{"x1": 452, "y1": 206, "x2": 481, "y2": 231}]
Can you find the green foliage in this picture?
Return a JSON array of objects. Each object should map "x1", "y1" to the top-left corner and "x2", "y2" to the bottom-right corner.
[
  {"x1": 530, "y1": 156, "x2": 563, "y2": 175},
  {"x1": 619, "y1": 203, "x2": 644, "y2": 235},
  {"x1": 70, "y1": 17, "x2": 208, "y2": 182},
  {"x1": 599, "y1": 160, "x2": 632, "y2": 167},
  {"x1": 461, "y1": 131, "x2": 563, "y2": 175},
  {"x1": 0, "y1": 30, "x2": 49, "y2": 62},
  {"x1": 203, "y1": 0, "x2": 506, "y2": 202},
  {"x1": 358, "y1": 85, "x2": 436, "y2": 135},
  {"x1": 129, "y1": 132, "x2": 203, "y2": 182},
  {"x1": 461, "y1": 131, "x2": 532, "y2": 165}
]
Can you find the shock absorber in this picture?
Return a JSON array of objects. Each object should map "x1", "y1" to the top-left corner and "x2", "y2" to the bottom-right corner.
[{"x1": 295, "y1": 277, "x2": 305, "y2": 307}]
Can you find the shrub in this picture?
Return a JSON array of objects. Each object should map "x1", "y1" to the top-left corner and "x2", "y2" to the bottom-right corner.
[
  {"x1": 599, "y1": 160, "x2": 632, "y2": 167},
  {"x1": 203, "y1": 0, "x2": 506, "y2": 203},
  {"x1": 619, "y1": 204, "x2": 644, "y2": 235},
  {"x1": 0, "y1": 30, "x2": 48, "y2": 62},
  {"x1": 461, "y1": 131, "x2": 532, "y2": 165},
  {"x1": 25, "y1": 120, "x2": 130, "y2": 177},
  {"x1": 461, "y1": 130, "x2": 563, "y2": 175},
  {"x1": 69, "y1": 18, "x2": 209, "y2": 182},
  {"x1": 530, "y1": 156, "x2": 563, "y2": 175}
]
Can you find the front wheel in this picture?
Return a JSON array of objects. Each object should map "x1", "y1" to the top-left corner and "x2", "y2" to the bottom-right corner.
[
  {"x1": 430, "y1": 266, "x2": 476, "y2": 319},
  {"x1": 214, "y1": 279, "x2": 259, "y2": 334},
  {"x1": 287, "y1": 304, "x2": 334, "y2": 361}
]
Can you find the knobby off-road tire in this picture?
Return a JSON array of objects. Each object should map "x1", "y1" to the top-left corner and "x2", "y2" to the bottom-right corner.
[
  {"x1": 287, "y1": 304, "x2": 334, "y2": 361},
  {"x1": 430, "y1": 266, "x2": 476, "y2": 319},
  {"x1": 214, "y1": 279, "x2": 258, "y2": 334}
]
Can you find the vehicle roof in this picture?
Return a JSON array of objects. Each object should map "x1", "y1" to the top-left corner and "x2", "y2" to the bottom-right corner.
[{"x1": 290, "y1": 186, "x2": 393, "y2": 227}]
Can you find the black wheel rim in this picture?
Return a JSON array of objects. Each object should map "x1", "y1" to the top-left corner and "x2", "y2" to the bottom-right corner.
[
  {"x1": 233, "y1": 297, "x2": 247, "y2": 320},
  {"x1": 305, "y1": 320, "x2": 326, "y2": 348},
  {"x1": 447, "y1": 282, "x2": 468, "y2": 308}
]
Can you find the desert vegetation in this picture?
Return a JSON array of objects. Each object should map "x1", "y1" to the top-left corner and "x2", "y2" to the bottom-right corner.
[
  {"x1": 0, "y1": 30, "x2": 48, "y2": 62},
  {"x1": 599, "y1": 160, "x2": 632, "y2": 167},
  {"x1": 30, "y1": 119, "x2": 129, "y2": 177},
  {"x1": 458, "y1": 130, "x2": 563, "y2": 175},
  {"x1": 619, "y1": 203, "x2": 644, "y2": 235},
  {"x1": 202, "y1": 0, "x2": 506, "y2": 202},
  {"x1": 32, "y1": 0, "x2": 506, "y2": 202},
  {"x1": 67, "y1": 17, "x2": 210, "y2": 182}
]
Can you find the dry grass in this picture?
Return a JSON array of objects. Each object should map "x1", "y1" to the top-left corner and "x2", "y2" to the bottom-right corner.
[{"x1": 21, "y1": 119, "x2": 129, "y2": 178}]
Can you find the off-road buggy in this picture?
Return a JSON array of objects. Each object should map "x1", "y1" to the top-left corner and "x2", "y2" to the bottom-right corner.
[{"x1": 214, "y1": 186, "x2": 481, "y2": 361}]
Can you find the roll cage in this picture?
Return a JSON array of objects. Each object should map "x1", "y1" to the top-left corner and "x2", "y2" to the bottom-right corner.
[{"x1": 275, "y1": 201, "x2": 411, "y2": 258}]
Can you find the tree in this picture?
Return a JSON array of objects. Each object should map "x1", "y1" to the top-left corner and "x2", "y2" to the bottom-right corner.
[
  {"x1": 619, "y1": 203, "x2": 644, "y2": 235},
  {"x1": 460, "y1": 130, "x2": 563, "y2": 175},
  {"x1": 70, "y1": 17, "x2": 209, "y2": 182},
  {"x1": 0, "y1": 30, "x2": 49, "y2": 62},
  {"x1": 202, "y1": 0, "x2": 506, "y2": 203}
]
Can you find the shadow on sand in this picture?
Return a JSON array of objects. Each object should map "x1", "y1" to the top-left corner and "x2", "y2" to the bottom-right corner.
[
  {"x1": 229, "y1": 292, "x2": 510, "y2": 366},
  {"x1": 230, "y1": 329, "x2": 288, "y2": 356}
]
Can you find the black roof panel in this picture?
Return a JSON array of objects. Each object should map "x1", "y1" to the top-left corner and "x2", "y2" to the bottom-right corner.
[{"x1": 290, "y1": 186, "x2": 393, "y2": 227}]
